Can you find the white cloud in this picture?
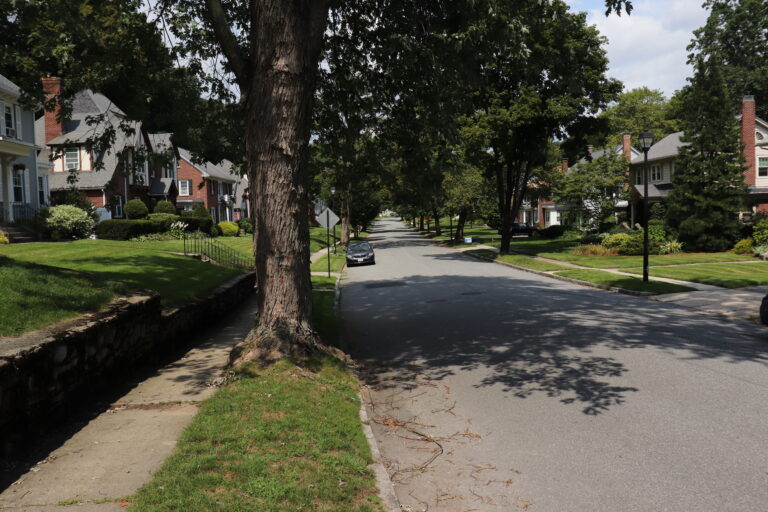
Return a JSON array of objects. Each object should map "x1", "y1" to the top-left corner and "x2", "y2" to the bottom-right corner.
[{"x1": 575, "y1": 0, "x2": 709, "y2": 97}]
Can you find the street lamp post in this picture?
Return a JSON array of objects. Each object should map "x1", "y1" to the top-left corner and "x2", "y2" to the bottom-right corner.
[
  {"x1": 638, "y1": 131, "x2": 654, "y2": 283},
  {"x1": 327, "y1": 186, "x2": 336, "y2": 277},
  {"x1": 330, "y1": 186, "x2": 336, "y2": 255}
]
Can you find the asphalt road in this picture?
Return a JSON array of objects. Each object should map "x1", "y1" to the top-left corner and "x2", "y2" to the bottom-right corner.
[{"x1": 342, "y1": 218, "x2": 768, "y2": 512}]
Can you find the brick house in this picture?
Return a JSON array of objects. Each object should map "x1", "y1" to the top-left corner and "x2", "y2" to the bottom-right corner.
[
  {"x1": 176, "y1": 148, "x2": 237, "y2": 223},
  {"x1": 35, "y1": 77, "x2": 176, "y2": 220},
  {"x1": 628, "y1": 95, "x2": 768, "y2": 223}
]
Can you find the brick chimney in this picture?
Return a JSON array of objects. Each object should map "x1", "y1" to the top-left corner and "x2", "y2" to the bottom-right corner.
[
  {"x1": 41, "y1": 76, "x2": 64, "y2": 143},
  {"x1": 622, "y1": 133, "x2": 632, "y2": 160},
  {"x1": 561, "y1": 158, "x2": 569, "y2": 172},
  {"x1": 742, "y1": 95, "x2": 756, "y2": 186}
]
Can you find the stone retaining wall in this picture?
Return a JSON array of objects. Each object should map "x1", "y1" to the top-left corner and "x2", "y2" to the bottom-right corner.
[{"x1": 0, "y1": 272, "x2": 255, "y2": 456}]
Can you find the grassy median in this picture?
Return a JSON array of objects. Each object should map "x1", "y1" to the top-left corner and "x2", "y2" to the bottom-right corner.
[
  {"x1": 465, "y1": 249, "x2": 571, "y2": 271},
  {"x1": 554, "y1": 269, "x2": 696, "y2": 294}
]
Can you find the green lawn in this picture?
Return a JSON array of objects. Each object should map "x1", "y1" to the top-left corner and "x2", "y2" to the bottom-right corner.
[
  {"x1": 623, "y1": 262, "x2": 768, "y2": 289},
  {"x1": 131, "y1": 275, "x2": 382, "y2": 512},
  {"x1": 0, "y1": 241, "x2": 241, "y2": 307},
  {"x1": 465, "y1": 249, "x2": 571, "y2": 272},
  {"x1": 554, "y1": 269, "x2": 696, "y2": 294},
  {"x1": 503, "y1": 238, "x2": 756, "y2": 268},
  {"x1": 0, "y1": 257, "x2": 128, "y2": 337}
]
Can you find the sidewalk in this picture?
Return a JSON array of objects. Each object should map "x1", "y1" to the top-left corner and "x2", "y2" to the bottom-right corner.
[{"x1": 0, "y1": 296, "x2": 258, "y2": 511}]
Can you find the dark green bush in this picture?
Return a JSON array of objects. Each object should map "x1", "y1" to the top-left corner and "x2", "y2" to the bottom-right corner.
[
  {"x1": 125, "y1": 199, "x2": 149, "y2": 219},
  {"x1": 147, "y1": 213, "x2": 181, "y2": 230},
  {"x1": 540, "y1": 225, "x2": 566, "y2": 239},
  {"x1": 154, "y1": 200, "x2": 176, "y2": 214},
  {"x1": 210, "y1": 224, "x2": 221, "y2": 237},
  {"x1": 580, "y1": 233, "x2": 602, "y2": 245},
  {"x1": 95, "y1": 219, "x2": 167, "y2": 240},
  {"x1": 238, "y1": 217, "x2": 253, "y2": 234},
  {"x1": 181, "y1": 216, "x2": 213, "y2": 234},
  {"x1": 180, "y1": 204, "x2": 211, "y2": 219}
]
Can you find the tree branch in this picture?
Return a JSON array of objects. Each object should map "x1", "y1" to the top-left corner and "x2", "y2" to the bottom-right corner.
[{"x1": 205, "y1": 0, "x2": 248, "y2": 87}]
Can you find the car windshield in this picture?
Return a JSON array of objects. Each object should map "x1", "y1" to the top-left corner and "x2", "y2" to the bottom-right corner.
[{"x1": 348, "y1": 242, "x2": 371, "y2": 251}]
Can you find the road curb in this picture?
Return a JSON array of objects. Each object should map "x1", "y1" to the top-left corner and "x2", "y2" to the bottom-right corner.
[
  {"x1": 333, "y1": 254, "x2": 401, "y2": 512},
  {"x1": 461, "y1": 250, "x2": 656, "y2": 298}
]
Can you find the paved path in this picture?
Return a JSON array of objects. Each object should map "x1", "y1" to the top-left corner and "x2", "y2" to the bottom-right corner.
[
  {"x1": 0, "y1": 296, "x2": 258, "y2": 511},
  {"x1": 342, "y1": 218, "x2": 768, "y2": 512}
]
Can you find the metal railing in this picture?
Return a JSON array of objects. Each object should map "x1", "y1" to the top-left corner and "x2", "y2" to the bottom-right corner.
[
  {"x1": 183, "y1": 231, "x2": 255, "y2": 270},
  {"x1": 0, "y1": 203, "x2": 38, "y2": 226}
]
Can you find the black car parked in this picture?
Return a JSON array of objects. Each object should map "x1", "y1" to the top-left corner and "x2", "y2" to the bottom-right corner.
[
  {"x1": 345, "y1": 241, "x2": 375, "y2": 265},
  {"x1": 510, "y1": 222, "x2": 537, "y2": 237}
]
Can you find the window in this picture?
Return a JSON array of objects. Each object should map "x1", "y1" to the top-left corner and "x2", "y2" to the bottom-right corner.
[
  {"x1": 112, "y1": 196, "x2": 124, "y2": 218},
  {"x1": 163, "y1": 160, "x2": 175, "y2": 179},
  {"x1": 64, "y1": 147, "x2": 80, "y2": 170},
  {"x1": 210, "y1": 206, "x2": 218, "y2": 223},
  {"x1": 635, "y1": 169, "x2": 643, "y2": 185},
  {"x1": 651, "y1": 165, "x2": 662, "y2": 182},
  {"x1": 38, "y1": 176, "x2": 48, "y2": 205},
  {"x1": 179, "y1": 179, "x2": 192, "y2": 196},
  {"x1": 4, "y1": 104, "x2": 16, "y2": 137},
  {"x1": 12, "y1": 168, "x2": 24, "y2": 202},
  {"x1": 759, "y1": 157, "x2": 768, "y2": 177}
]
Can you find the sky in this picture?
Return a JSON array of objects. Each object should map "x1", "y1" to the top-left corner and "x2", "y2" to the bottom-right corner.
[{"x1": 567, "y1": 0, "x2": 710, "y2": 98}]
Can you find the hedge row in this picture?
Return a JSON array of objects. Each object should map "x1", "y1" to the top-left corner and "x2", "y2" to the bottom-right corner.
[{"x1": 95, "y1": 216, "x2": 214, "y2": 240}]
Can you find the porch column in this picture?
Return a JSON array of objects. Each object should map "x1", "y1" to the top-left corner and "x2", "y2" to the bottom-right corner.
[{"x1": 0, "y1": 159, "x2": 13, "y2": 223}]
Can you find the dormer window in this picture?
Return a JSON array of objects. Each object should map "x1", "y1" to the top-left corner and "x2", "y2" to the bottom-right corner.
[{"x1": 64, "y1": 147, "x2": 80, "y2": 170}]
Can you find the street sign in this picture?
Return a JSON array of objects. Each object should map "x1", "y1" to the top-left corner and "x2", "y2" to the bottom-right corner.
[{"x1": 317, "y1": 208, "x2": 340, "y2": 230}]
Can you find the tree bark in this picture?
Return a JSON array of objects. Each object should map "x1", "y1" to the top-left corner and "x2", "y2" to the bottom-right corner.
[
  {"x1": 454, "y1": 208, "x2": 467, "y2": 243},
  {"x1": 419, "y1": 215, "x2": 424, "y2": 231},
  {"x1": 229, "y1": 0, "x2": 329, "y2": 365},
  {"x1": 433, "y1": 208, "x2": 441, "y2": 236},
  {"x1": 340, "y1": 187, "x2": 351, "y2": 245}
]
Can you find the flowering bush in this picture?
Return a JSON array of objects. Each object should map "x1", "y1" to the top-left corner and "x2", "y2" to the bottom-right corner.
[{"x1": 46, "y1": 204, "x2": 93, "y2": 239}]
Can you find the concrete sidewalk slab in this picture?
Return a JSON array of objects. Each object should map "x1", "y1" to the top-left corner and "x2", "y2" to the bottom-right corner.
[{"x1": 0, "y1": 295, "x2": 258, "y2": 510}]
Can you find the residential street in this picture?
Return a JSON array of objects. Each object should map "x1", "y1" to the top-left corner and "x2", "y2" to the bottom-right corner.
[{"x1": 342, "y1": 218, "x2": 768, "y2": 512}]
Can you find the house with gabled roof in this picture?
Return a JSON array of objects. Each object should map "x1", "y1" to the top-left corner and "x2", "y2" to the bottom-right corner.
[
  {"x1": 176, "y1": 148, "x2": 237, "y2": 224},
  {"x1": 628, "y1": 95, "x2": 768, "y2": 224},
  {"x1": 35, "y1": 77, "x2": 176, "y2": 220}
]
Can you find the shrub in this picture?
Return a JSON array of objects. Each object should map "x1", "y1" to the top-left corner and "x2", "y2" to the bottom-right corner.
[
  {"x1": 0, "y1": 232, "x2": 8, "y2": 245},
  {"x1": 752, "y1": 219, "x2": 768, "y2": 246},
  {"x1": 572, "y1": 244, "x2": 618, "y2": 256},
  {"x1": 580, "y1": 233, "x2": 602, "y2": 245},
  {"x1": 147, "y1": 213, "x2": 181, "y2": 231},
  {"x1": 660, "y1": 240, "x2": 684, "y2": 255},
  {"x1": 57, "y1": 189, "x2": 99, "y2": 221},
  {"x1": 182, "y1": 216, "x2": 213, "y2": 234},
  {"x1": 648, "y1": 220, "x2": 666, "y2": 241},
  {"x1": 602, "y1": 231, "x2": 647, "y2": 255},
  {"x1": 733, "y1": 237, "x2": 754, "y2": 255},
  {"x1": 210, "y1": 224, "x2": 222, "y2": 237},
  {"x1": 217, "y1": 221, "x2": 239, "y2": 236},
  {"x1": 181, "y1": 204, "x2": 211, "y2": 219},
  {"x1": 154, "y1": 200, "x2": 176, "y2": 214},
  {"x1": 650, "y1": 202, "x2": 667, "y2": 221},
  {"x1": 125, "y1": 199, "x2": 149, "y2": 219},
  {"x1": 602, "y1": 232, "x2": 632, "y2": 249},
  {"x1": 754, "y1": 244, "x2": 768, "y2": 257},
  {"x1": 238, "y1": 217, "x2": 253, "y2": 234},
  {"x1": 95, "y1": 219, "x2": 167, "y2": 240},
  {"x1": 539, "y1": 225, "x2": 566, "y2": 239},
  {"x1": 46, "y1": 204, "x2": 93, "y2": 239}
]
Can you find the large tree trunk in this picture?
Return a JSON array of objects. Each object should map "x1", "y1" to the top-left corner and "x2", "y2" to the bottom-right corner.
[
  {"x1": 340, "y1": 188, "x2": 351, "y2": 245},
  {"x1": 230, "y1": 0, "x2": 329, "y2": 365},
  {"x1": 433, "y1": 208, "x2": 441, "y2": 236},
  {"x1": 419, "y1": 215, "x2": 424, "y2": 231},
  {"x1": 454, "y1": 208, "x2": 468, "y2": 243}
]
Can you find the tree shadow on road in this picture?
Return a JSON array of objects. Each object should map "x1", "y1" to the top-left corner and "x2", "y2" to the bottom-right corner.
[{"x1": 344, "y1": 271, "x2": 768, "y2": 415}]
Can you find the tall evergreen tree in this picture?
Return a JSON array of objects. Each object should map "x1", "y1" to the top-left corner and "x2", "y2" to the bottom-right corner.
[{"x1": 665, "y1": 57, "x2": 746, "y2": 252}]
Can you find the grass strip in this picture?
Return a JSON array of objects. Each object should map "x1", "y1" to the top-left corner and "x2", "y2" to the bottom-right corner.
[
  {"x1": 0, "y1": 241, "x2": 241, "y2": 307},
  {"x1": 553, "y1": 269, "x2": 696, "y2": 294},
  {"x1": 0, "y1": 257, "x2": 127, "y2": 337},
  {"x1": 311, "y1": 253, "x2": 346, "y2": 273},
  {"x1": 623, "y1": 262, "x2": 768, "y2": 289},
  {"x1": 465, "y1": 249, "x2": 571, "y2": 272},
  {"x1": 131, "y1": 275, "x2": 383, "y2": 512}
]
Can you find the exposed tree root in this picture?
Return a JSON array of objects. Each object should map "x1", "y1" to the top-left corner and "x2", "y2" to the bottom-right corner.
[{"x1": 228, "y1": 324, "x2": 346, "y2": 367}]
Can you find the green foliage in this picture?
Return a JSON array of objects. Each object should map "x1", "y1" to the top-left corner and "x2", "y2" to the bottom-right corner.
[
  {"x1": 659, "y1": 240, "x2": 683, "y2": 255},
  {"x1": 238, "y1": 217, "x2": 253, "y2": 234},
  {"x1": 553, "y1": 151, "x2": 628, "y2": 230},
  {"x1": 209, "y1": 224, "x2": 221, "y2": 237},
  {"x1": 598, "y1": 87, "x2": 681, "y2": 146},
  {"x1": 540, "y1": 225, "x2": 567, "y2": 239},
  {"x1": 665, "y1": 57, "x2": 745, "y2": 252},
  {"x1": 154, "y1": 200, "x2": 176, "y2": 214},
  {"x1": 56, "y1": 189, "x2": 99, "y2": 221},
  {"x1": 46, "y1": 205, "x2": 93, "y2": 239},
  {"x1": 690, "y1": 0, "x2": 768, "y2": 119},
  {"x1": 752, "y1": 219, "x2": 768, "y2": 246},
  {"x1": 602, "y1": 232, "x2": 632, "y2": 249},
  {"x1": 732, "y1": 238, "x2": 754, "y2": 254},
  {"x1": 181, "y1": 204, "x2": 211, "y2": 219},
  {"x1": 125, "y1": 199, "x2": 149, "y2": 219},
  {"x1": 649, "y1": 202, "x2": 667, "y2": 221},
  {"x1": 754, "y1": 244, "x2": 768, "y2": 256},
  {"x1": 95, "y1": 219, "x2": 167, "y2": 240},
  {"x1": 0, "y1": 232, "x2": 8, "y2": 245},
  {"x1": 182, "y1": 216, "x2": 213, "y2": 234},
  {"x1": 572, "y1": 244, "x2": 618, "y2": 256},
  {"x1": 217, "y1": 221, "x2": 239, "y2": 237}
]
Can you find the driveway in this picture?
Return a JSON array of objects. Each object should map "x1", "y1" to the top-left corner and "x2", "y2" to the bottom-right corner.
[{"x1": 342, "y1": 218, "x2": 768, "y2": 512}]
